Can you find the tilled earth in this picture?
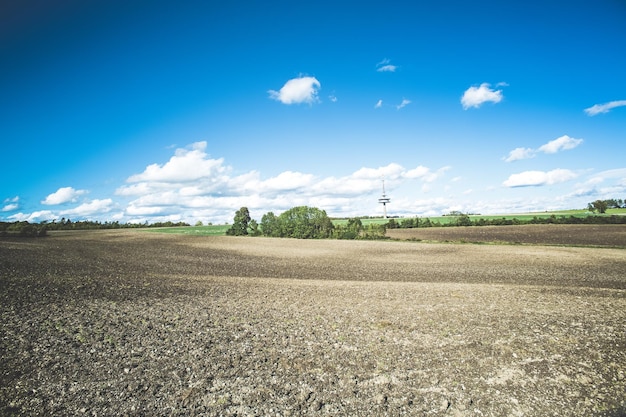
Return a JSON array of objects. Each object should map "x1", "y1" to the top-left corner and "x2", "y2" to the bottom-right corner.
[{"x1": 1, "y1": 227, "x2": 625, "y2": 416}]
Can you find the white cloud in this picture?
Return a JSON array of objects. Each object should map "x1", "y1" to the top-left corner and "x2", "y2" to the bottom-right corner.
[
  {"x1": 537, "y1": 135, "x2": 583, "y2": 154},
  {"x1": 268, "y1": 76, "x2": 321, "y2": 104},
  {"x1": 61, "y1": 199, "x2": 114, "y2": 217},
  {"x1": 376, "y1": 58, "x2": 397, "y2": 72},
  {"x1": 2, "y1": 203, "x2": 19, "y2": 212},
  {"x1": 375, "y1": 99, "x2": 383, "y2": 109},
  {"x1": 396, "y1": 99, "x2": 411, "y2": 110},
  {"x1": 41, "y1": 187, "x2": 88, "y2": 205},
  {"x1": 352, "y1": 163, "x2": 405, "y2": 179},
  {"x1": 461, "y1": 83, "x2": 504, "y2": 109},
  {"x1": 377, "y1": 65, "x2": 397, "y2": 72},
  {"x1": 504, "y1": 135, "x2": 583, "y2": 162},
  {"x1": 126, "y1": 141, "x2": 228, "y2": 184},
  {"x1": 329, "y1": 94, "x2": 337, "y2": 103},
  {"x1": 584, "y1": 100, "x2": 626, "y2": 116},
  {"x1": 2, "y1": 196, "x2": 19, "y2": 212},
  {"x1": 258, "y1": 171, "x2": 316, "y2": 192},
  {"x1": 503, "y1": 169, "x2": 578, "y2": 187},
  {"x1": 403, "y1": 166, "x2": 430, "y2": 179},
  {"x1": 503, "y1": 147, "x2": 535, "y2": 162},
  {"x1": 9, "y1": 210, "x2": 56, "y2": 223},
  {"x1": 115, "y1": 144, "x2": 449, "y2": 222}
]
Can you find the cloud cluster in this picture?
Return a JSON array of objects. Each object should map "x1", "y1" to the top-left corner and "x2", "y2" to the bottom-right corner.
[
  {"x1": 584, "y1": 100, "x2": 626, "y2": 116},
  {"x1": 503, "y1": 135, "x2": 583, "y2": 162},
  {"x1": 461, "y1": 83, "x2": 504, "y2": 109},
  {"x1": 268, "y1": 76, "x2": 320, "y2": 104},
  {"x1": 111, "y1": 142, "x2": 449, "y2": 222}
]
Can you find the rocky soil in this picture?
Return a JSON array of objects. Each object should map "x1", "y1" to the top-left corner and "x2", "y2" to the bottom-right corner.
[{"x1": 1, "y1": 227, "x2": 625, "y2": 416}]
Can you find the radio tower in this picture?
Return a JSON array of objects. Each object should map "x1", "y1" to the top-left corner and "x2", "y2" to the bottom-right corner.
[{"x1": 378, "y1": 179, "x2": 391, "y2": 218}]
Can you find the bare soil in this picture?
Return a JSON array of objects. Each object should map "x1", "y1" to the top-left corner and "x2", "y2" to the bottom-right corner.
[
  {"x1": 1, "y1": 226, "x2": 626, "y2": 416},
  {"x1": 386, "y1": 224, "x2": 626, "y2": 248}
]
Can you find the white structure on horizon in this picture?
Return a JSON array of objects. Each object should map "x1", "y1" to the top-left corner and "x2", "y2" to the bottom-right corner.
[{"x1": 378, "y1": 179, "x2": 391, "y2": 218}]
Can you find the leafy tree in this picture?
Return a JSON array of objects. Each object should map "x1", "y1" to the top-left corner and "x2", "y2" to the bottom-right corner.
[
  {"x1": 260, "y1": 212, "x2": 280, "y2": 237},
  {"x1": 226, "y1": 207, "x2": 251, "y2": 236},
  {"x1": 334, "y1": 217, "x2": 363, "y2": 239},
  {"x1": 589, "y1": 200, "x2": 609, "y2": 214},
  {"x1": 400, "y1": 218, "x2": 417, "y2": 228},
  {"x1": 361, "y1": 223, "x2": 387, "y2": 240},
  {"x1": 386, "y1": 219, "x2": 399, "y2": 229},
  {"x1": 455, "y1": 214, "x2": 472, "y2": 226},
  {"x1": 248, "y1": 219, "x2": 261, "y2": 236},
  {"x1": 276, "y1": 206, "x2": 334, "y2": 239}
]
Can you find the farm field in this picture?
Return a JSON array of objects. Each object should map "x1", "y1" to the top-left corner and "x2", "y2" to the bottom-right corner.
[
  {"x1": 1, "y1": 227, "x2": 626, "y2": 416},
  {"x1": 386, "y1": 224, "x2": 626, "y2": 248}
]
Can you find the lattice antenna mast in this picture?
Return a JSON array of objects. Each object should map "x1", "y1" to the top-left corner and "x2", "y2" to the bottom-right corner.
[{"x1": 378, "y1": 179, "x2": 391, "y2": 218}]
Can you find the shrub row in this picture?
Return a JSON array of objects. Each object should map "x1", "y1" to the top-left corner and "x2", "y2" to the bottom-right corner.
[{"x1": 386, "y1": 214, "x2": 626, "y2": 229}]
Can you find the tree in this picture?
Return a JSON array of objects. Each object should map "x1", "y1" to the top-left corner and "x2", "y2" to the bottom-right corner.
[
  {"x1": 248, "y1": 219, "x2": 261, "y2": 236},
  {"x1": 455, "y1": 214, "x2": 472, "y2": 226},
  {"x1": 226, "y1": 207, "x2": 251, "y2": 236},
  {"x1": 589, "y1": 200, "x2": 609, "y2": 214},
  {"x1": 276, "y1": 206, "x2": 334, "y2": 239},
  {"x1": 260, "y1": 212, "x2": 280, "y2": 237},
  {"x1": 334, "y1": 217, "x2": 363, "y2": 239}
]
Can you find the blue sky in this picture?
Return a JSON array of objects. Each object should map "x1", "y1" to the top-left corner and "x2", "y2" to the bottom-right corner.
[{"x1": 2, "y1": 0, "x2": 625, "y2": 224}]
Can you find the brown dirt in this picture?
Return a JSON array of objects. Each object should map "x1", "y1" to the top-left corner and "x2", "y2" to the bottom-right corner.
[
  {"x1": 386, "y1": 224, "x2": 626, "y2": 247},
  {"x1": 1, "y1": 229, "x2": 625, "y2": 416}
]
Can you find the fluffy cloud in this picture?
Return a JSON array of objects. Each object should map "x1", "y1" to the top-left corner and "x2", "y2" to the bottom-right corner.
[
  {"x1": 41, "y1": 187, "x2": 88, "y2": 205},
  {"x1": 116, "y1": 144, "x2": 448, "y2": 222},
  {"x1": 503, "y1": 135, "x2": 583, "y2": 162},
  {"x1": 127, "y1": 141, "x2": 227, "y2": 183},
  {"x1": 9, "y1": 210, "x2": 56, "y2": 223},
  {"x1": 61, "y1": 199, "x2": 114, "y2": 217},
  {"x1": 538, "y1": 135, "x2": 583, "y2": 154},
  {"x1": 570, "y1": 168, "x2": 626, "y2": 198},
  {"x1": 375, "y1": 99, "x2": 383, "y2": 109},
  {"x1": 1, "y1": 203, "x2": 19, "y2": 212},
  {"x1": 503, "y1": 169, "x2": 578, "y2": 187},
  {"x1": 461, "y1": 83, "x2": 504, "y2": 109},
  {"x1": 268, "y1": 76, "x2": 321, "y2": 104},
  {"x1": 584, "y1": 100, "x2": 626, "y2": 116},
  {"x1": 376, "y1": 58, "x2": 397, "y2": 72}
]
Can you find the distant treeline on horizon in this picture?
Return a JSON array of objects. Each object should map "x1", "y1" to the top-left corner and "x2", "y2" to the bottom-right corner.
[{"x1": 2, "y1": 212, "x2": 626, "y2": 238}]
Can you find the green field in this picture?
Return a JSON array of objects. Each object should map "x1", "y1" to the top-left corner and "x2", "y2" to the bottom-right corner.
[
  {"x1": 336, "y1": 208, "x2": 626, "y2": 225},
  {"x1": 145, "y1": 208, "x2": 626, "y2": 236}
]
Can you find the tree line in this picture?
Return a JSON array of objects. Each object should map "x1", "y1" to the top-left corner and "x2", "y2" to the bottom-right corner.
[
  {"x1": 385, "y1": 212, "x2": 626, "y2": 230},
  {"x1": 587, "y1": 199, "x2": 625, "y2": 214},
  {"x1": 226, "y1": 202, "x2": 626, "y2": 240},
  {"x1": 226, "y1": 206, "x2": 386, "y2": 240},
  {"x1": 0, "y1": 219, "x2": 190, "y2": 237}
]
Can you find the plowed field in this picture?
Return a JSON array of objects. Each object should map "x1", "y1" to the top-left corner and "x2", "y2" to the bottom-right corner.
[{"x1": 1, "y1": 227, "x2": 625, "y2": 416}]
